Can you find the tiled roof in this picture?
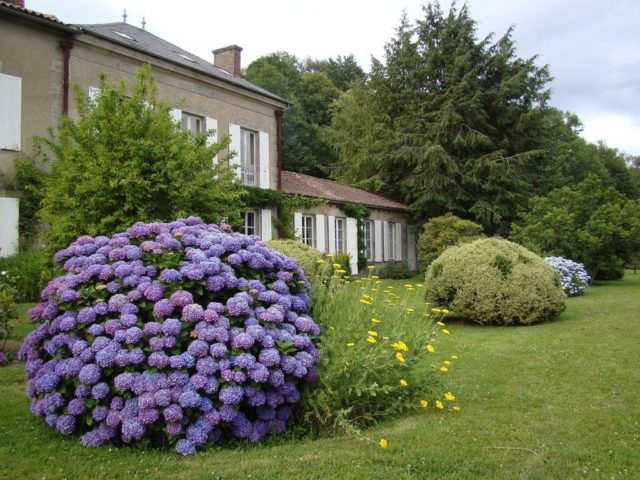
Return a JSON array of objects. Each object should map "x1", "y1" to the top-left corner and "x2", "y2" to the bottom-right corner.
[
  {"x1": 281, "y1": 171, "x2": 408, "y2": 212},
  {"x1": 79, "y1": 22, "x2": 287, "y2": 105},
  {"x1": 0, "y1": 1, "x2": 77, "y2": 32}
]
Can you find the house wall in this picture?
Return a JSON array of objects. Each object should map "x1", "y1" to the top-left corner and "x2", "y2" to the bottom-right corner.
[
  {"x1": 0, "y1": 15, "x2": 67, "y2": 196},
  {"x1": 68, "y1": 35, "x2": 285, "y2": 191},
  {"x1": 293, "y1": 202, "x2": 416, "y2": 275}
]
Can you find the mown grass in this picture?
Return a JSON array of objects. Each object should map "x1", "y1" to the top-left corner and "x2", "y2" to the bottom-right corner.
[{"x1": 1, "y1": 274, "x2": 638, "y2": 479}]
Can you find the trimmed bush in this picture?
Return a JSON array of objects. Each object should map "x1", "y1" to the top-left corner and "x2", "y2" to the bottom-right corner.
[
  {"x1": 0, "y1": 250, "x2": 49, "y2": 302},
  {"x1": 425, "y1": 238, "x2": 565, "y2": 325},
  {"x1": 19, "y1": 218, "x2": 320, "y2": 455},
  {"x1": 544, "y1": 256, "x2": 590, "y2": 296},
  {"x1": 377, "y1": 261, "x2": 415, "y2": 279},
  {"x1": 417, "y1": 214, "x2": 484, "y2": 273},
  {"x1": 265, "y1": 239, "x2": 323, "y2": 278}
]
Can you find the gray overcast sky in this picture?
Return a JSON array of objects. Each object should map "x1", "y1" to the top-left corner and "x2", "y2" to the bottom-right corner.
[{"x1": 26, "y1": 0, "x2": 640, "y2": 156}]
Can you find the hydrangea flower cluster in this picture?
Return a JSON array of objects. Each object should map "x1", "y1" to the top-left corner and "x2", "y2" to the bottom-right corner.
[
  {"x1": 544, "y1": 256, "x2": 591, "y2": 296},
  {"x1": 19, "y1": 217, "x2": 320, "y2": 455}
]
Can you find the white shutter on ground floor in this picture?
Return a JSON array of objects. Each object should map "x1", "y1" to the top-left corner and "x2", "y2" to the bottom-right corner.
[
  {"x1": 293, "y1": 212, "x2": 303, "y2": 241},
  {"x1": 315, "y1": 214, "x2": 326, "y2": 252},
  {"x1": 261, "y1": 209, "x2": 272, "y2": 241},
  {"x1": 346, "y1": 217, "x2": 358, "y2": 274},
  {"x1": 374, "y1": 220, "x2": 383, "y2": 262},
  {"x1": 327, "y1": 215, "x2": 336, "y2": 253}
]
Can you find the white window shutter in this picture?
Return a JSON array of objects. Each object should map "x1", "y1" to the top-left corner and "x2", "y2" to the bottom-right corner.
[
  {"x1": 374, "y1": 220, "x2": 383, "y2": 262},
  {"x1": 170, "y1": 107, "x2": 182, "y2": 124},
  {"x1": 293, "y1": 212, "x2": 303, "y2": 241},
  {"x1": 0, "y1": 197, "x2": 19, "y2": 257},
  {"x1": 382, "y1": 222, "x2": 389, "y2": 260},
  {"x1": 259, "y1": 131, "x2": 270, "y2": 189},
  {"x1": 327, "y1": 215, "x2": 336, "y2": 253},
  {"x1": 0, "y1": 73, "x2": 22, "y2": 150},
  {"x1": 346, "y1": 217, "x2": 358, "y2": 274},
  {"x1": 260, "y1": 208, "x2": 272, "y2": 241},
  {"x1": 315, "y1": 214, "x2": 326, "y2": 252},
  {"x1": 396, "y1": 223, "x2": 403, "y2": 261},
  {"x1": 228, "y1": 123, "x2": 241, "y2": 177},
  {"x1": 205, "y1": 117, "x2": 218, "y2": 166}
]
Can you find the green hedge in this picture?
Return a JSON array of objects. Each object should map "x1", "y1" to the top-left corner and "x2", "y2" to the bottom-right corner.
[{"x1": 0, "y1": 250, "x2": 49, "y2": 302}]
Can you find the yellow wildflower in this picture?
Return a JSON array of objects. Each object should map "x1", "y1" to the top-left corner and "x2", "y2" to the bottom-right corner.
[
  {"x1": 406, "y1": 308, "x2": 415, "y2": 314},
  {"x1": 316, "y1": 259, "x2": 326, "y2": 265},
  {"x1": 329, "y1": 326, "x2": 335, "y2": 330},
  {"x1": 436, "y1": 321, "x2": 446, "y2": 327},
  {"x1": 367, "y1": 336, "x2": 377, "y2": 344},
  {"x1": 431, "y1": 307, "x2": 441, "y2": 313},
  {"x1": 399, "y1": 379, "x2": 408, "y2": 387},
  {"x1": 382, "y1": 336, "x2": 390, "y2": 340},
  {"x1": 325, "y1": 253, "x2": 335, "y2": 258},
  {"x1": 346, "y1": 342, "x2": 355, "y2": 347},
  {"x1": 415, "y1": 283, "x2": 424, "y2": 288},
  {"x1": 332, "y1": 263, "x2": 342, "y2": 269},
  {"x1": 452, "y1": 406, "x2": 461, "y2": 412},
  {"x1": 362, "y1": 294, "x2": 374, "y2": 300},
  {"x1": 336, "y1": 269, "x2": 347, "y2": 274},
  {"x1": 420, "y1": 399, "x2": 429, "y2": 408},
  {"x1": 395, "y1": 352, "x2": 406, "y2": 363},
  {"x1": 442, "y1": 308, "x2": 449, "y2": 314},
  {"x1": 360, "y1": 299, "x2": 372, "y2": 305},
  {"x1": 371, "y1": 275, "x2": 380, "y2": 280},
  {"x1": 367, "y1": 330, "x2": 378, "y2": 337},
  {"x1": 436, "y1": 400, "x2": 444, "y2": 410},
  {"x1": 379, "y1": 438, "x2": 388, "y2": 449},
  {"x1": 371, "y1": 318, "x2": 381, "y2": 324},
  {"x1": 391, "y1": 341, "x2": 409, "y2": 352},
  {"x1": 451, "y1": 355, "x2": 458, "y2": 360},
  {"x1": 442, "y1": 329, "x2": 450, "y2": 335},
  {"x1": 440, "y1": 366, "x2": 448, "y2": 373},
  {"x1": 367, "y1": 265, "x2": 376, "y2": 270},
  {"x1": 355, "y1": 279, "x2": 363, "y2": 283},
  {"x1": 444, "y1": 392, "x2": 455, "y2": 401},
  {"x1": 403, "y1": 284, "x2": 413, "y2": 288},
  {"x1": 443, "y1": 360, "x2": 451, "y2": 365},
  {"x1": 426, "y1": 344, "x2": 435, "y2": 353}
]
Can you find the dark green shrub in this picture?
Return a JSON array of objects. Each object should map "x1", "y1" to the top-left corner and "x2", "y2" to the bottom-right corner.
[
  {"x1": 0, "y1": 250, "x2": 49, "y2": 302},
  {"x1": 425, "y1": 238, "x2": 565, "y2": 325},
  {"x1": 377, "y1": 261, "x2": 416, "y2": 279},
  {"x1": 417, "y1": 214, "x2": 484, "y2": 273}
]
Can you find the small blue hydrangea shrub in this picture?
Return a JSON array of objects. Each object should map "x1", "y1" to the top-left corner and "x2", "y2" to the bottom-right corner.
[
  {"x1": 544, "y1": 256, "x2": 591, "y2": 297},
  {"x1": 19, "y1": 218, "x2": 320, "y2": 455}
]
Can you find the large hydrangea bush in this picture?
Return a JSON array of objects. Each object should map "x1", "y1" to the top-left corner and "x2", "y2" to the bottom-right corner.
[
  {"x1": 18, "y1": 217, "x2": 320, "y2": 455},
  {"x1": 544, "y1": 256, "x2": 591, "y2": 297}
]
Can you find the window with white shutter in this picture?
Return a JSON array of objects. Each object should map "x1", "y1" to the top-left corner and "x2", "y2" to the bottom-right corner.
[{"x1": 0, "y1": 73, "x2": 22, "y2": 151}]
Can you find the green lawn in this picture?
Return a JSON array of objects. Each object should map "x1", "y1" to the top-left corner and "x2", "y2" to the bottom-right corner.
[{"x1": 1, "y1": 274, "x2": 638, "y2": 479}]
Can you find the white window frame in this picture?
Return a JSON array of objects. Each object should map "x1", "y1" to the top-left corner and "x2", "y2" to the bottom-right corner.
[
  {"x1": 334, "y1": 217, "x2": 346, "y2": 253},
  {"x1": 301, "y1": 214, "x2": 315, "y2": 247},
  {"x1": 364, "y1": 220, "x2": 374, "y2": 261},
  {"x1": 241, "y1": 128, "x2": 257, "y2": 186},
  {"x1": 181, "y1": 112, "x2": 204, "y2": 134},
  {"x1": 241, "y1": 210, "x2": 259, "y2": 236}
]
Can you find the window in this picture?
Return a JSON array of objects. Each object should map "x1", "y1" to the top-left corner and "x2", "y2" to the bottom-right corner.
[
  {"x1": 241, "y1": 128, "x2": 257, "y2": 185},
  {"x1": 241, "y1": 211, "x2": 259, "y2": 236},
  {"x1": 182, "y1": 112, "x2": 204, "y2": 134},
  {"x1": 0, "y1": 72, "x2": 22, "y2": 151},
  {"x1": 334, "y1": 217, "x2": 346, "y2": 252},
  {"x1": 364, "y1": 220, "x2": 373, "y2": 261},
  {"x1": 387, "y1": 222, "x2": 397, "y2": 260},
  {"x1": 301, "y1": 215, "x2": 315, "y2": 247}
]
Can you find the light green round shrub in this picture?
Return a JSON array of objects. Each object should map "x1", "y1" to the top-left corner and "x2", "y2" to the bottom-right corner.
[
  {"x1": 266, "y1": 239, "x2": 323, "y2": 278},
  {"x1": 425, "y1": 238, "x2": 565, "y2": 325},
  {"x1": 417, "y1": 214, "x2": 484, "y2": 273}
]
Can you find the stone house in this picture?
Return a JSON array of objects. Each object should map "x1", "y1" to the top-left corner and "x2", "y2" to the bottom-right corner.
[{"x1": 0, "y1": 0, "x2": 416, "y2": 273}]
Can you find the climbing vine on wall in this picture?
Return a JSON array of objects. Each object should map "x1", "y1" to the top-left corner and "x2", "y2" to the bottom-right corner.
[
  {"x1": 243, "y1": 186, "x2": 324, "y2": 240},
  {"x1": 341, "y1": 202, "x2": 371, "y2": 271}
]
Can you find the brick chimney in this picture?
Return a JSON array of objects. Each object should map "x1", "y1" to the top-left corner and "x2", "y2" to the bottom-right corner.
[
  {"x1": 4, "y1": 0, "x2": 26, "y2": 7},
  {"x1": 213, "y1": 45, "x2": 242, "y2": 76}
]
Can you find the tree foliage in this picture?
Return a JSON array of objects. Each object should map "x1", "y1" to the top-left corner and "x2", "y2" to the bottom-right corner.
[
  {"x1": 328, "y1": 3, "x2": 555, "y2": 234},
  {"x1": 37, "y1": 65, "x2": 245, "y2": 253},
  {"x1": 511, "y1": 175, "x2": 640, "y2": 279}
]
